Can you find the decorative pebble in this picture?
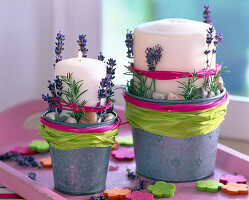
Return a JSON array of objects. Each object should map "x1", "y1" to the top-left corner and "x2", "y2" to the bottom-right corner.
[
  {"x1": 104, "y1": 113, "x2": 115, "y2": 122},
  {"x1": 117, "y1": 136, "x2": 133, "y2": 146},
  {"x1": 208, "y1": 91, "x2": 215, "y2": 98},
  {"x1": 196, "y1": 180, "x2": 223, "y2": 193},
  {"x1": 65, "y1": 116, "x2": 77, "y2": 123},
  {"x1": 220, "y1": 174, "x2": 247, "y2": 184},
  {"x1": 46, "y1": 112, "x2": 57, "y2": 121},
  {"x1": 152, "y1": 92, "x2": 166, "y2": 100},
  {"x1": 148, "y1": 181, "x2": 175, "y2": 198},
  {"x1": 103, "y1": 188, "x2": 131, "y2": 200},
  {"x1": 167, "y1": 92, "x2": 184, "y2": 100},
  {"x1": 217, "y1": 89, "x2": 221, "y2": 95},
  {"x1": 111, "y1": 147, "x2": 135, "y2": 161},
  {"x1": 146, "y1": 90, "x2": 153, "y2": 98},
  {"x1": 195, "y1": 87, "x2": 208, "y2": 99},
  {"x1": 78, "y1": 112, "x2": 97, "y2": 123},
  {"x1": 221, "y1": 182, "x2": 248, "y2": 195},
  {"x1": 40, "y1": 157, "x2": 52, "y2": 168},
  {"x1": 57, "y1": 115, "x2": 68, "y2": 122},
  {"x1": 10, "y1": 146, "x2": 36, "y2": 156},
  {"x1": 125, "y1": 191, "x2": 154, "y2": 200},
  {"x1": 29, "y1": 140, "x2": 49, "y2": 153},
  {"x1": 109, "y1": 165, "x2": 119, "y2": 171},
  {"x1": 28, "y1": 172, "x2": 36, "y2": 181}
]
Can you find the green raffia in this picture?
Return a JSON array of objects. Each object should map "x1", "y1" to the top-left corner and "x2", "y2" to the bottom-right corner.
[
  {"x1": 125, "y1": 100, "x2": 228, "y2": 138},
  {"x1": 39, "y1": 124, "x2": 119, "y2": 150}
]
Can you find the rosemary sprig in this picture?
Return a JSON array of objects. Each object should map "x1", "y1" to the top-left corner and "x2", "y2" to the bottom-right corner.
[
  {"x1": 177, "y1": 70, "x2": 203, "y2": 100},
  {"x1": 124, "y1": 66, "x2": 152, "y2": 98},
  {"x1": 60, "y1": 72, "x2": 89, "y2": 121},
  {"x1": 209, "y1": 65, "x2": 229, "y2": 95}
]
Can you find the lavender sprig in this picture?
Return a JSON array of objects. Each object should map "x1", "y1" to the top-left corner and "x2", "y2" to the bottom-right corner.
[
  {"x1": 54, "y1": 31, "x2": 65, "y2": 69},
  {"x1": 125, "y1": 30, "x2": 134, "y2": 59},
  {"x1": 42, "y1": 94, "x2": 55, "y2": 112},
  {"x1": 205, "y1": 27, "x2": 214, "y2": 67},
  {"x1": 203, "y1": 5, "x2": 212, "y2": 24},
  {"x1": 77, "y1": 34, "x2": 88, "y2": 58},
  {"x1": 145, "y1": 44, "x2": 162, "y2": 92},
  {"x1": 98, "y1": 52, "x2": 105, "y2": 61}
]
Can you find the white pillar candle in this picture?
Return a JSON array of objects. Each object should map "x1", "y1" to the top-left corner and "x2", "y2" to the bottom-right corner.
[
  {"x1": 133, "y1": 18, "x2": 216, "y2": 95},
  {"x1": 55, "y1": 56, "x2": 106, "y2": 106}
]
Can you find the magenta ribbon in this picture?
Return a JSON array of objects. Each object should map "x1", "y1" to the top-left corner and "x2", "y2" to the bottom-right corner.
[
  {"x1": 51, "y1": 96, "x2": 112, "y2": 112},
  {"x1": 123, "y1": 91, "x2": 229, "y2": 112},
  {"x1": 129, "y1": 64, "x2": 221, "y2": 80},
  {"x1": 40, "y1": 116, "x2": 121, "y2": 133}
]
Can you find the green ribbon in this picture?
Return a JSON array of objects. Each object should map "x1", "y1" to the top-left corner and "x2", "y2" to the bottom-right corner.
[
  {"x1": 39, "y1": 124, "x2": 119, "y2": 150},
  {"x1": 125, "y1": 101, "x2": 228, "y2": 138}
]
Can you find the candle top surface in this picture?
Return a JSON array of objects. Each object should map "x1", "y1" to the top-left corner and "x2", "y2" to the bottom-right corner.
[
  {"x1": 135, "y1": 18, "x2": 212, "y2": 35},
  {"x1": 55, "y1": 57, "x2": 106, "y2": 68}
]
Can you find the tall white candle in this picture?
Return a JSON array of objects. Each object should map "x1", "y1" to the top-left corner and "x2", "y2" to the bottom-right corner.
[
  {"x1": 55, "y1": 56, "x2": 106, "y2": 106},
  {"x1": 133, "y1": 18, "x2": 216, "y2": 95}
]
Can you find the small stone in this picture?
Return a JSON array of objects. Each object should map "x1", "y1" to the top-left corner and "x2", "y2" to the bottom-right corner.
[
  {"x1": 146, "y1": 90, "x2": 153, "y2": 98},
  {"x1": 104, "y1": 113, "x2": 115, "y2": 122},
  {"x1": 57, "y1": 115, "x2": 68, "y2": 122},
  {"x1": 78, "y1": 111, "x2": 97, "y2": 123},
  {"x1": 195, "y1": 87, "x2": 208, "y2": 99},
  {"x1": 217, "y1": 90, "x2": 221, "y2": 95},
  {"x1": 208, "y1": 91, "x2": 215, "y2": 98},
  {"x1": 167, "y1": 92, "x2": 184, "y2": 100},
  {"x1": 65, "y1": 116, "x2": 77, "y2": 123},
  {"x1": 46, "y1": 112, "x2": 57, "y2": 121},
  {"x1": 97, "y1": 116, "x2": 102, "y2": 123},
  {"x1": 152, "y1": 92, "x2": 166, "y2": 100}
]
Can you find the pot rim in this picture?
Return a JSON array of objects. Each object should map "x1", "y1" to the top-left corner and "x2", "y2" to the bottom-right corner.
[
  {"x1": 43, "y1": 111, "x2": 117, "y2": 128},
  {"x1": 125, "y1": 88, "x2": 226, "y2": 105}
]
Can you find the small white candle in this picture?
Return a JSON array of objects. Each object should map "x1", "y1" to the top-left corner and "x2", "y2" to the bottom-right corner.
[
  {"x1": 55, "y1": 53, "x2": 106, "y2": 106},
  {"x1": 133, "y1": 18, "x2": 216, "y2": 95}
]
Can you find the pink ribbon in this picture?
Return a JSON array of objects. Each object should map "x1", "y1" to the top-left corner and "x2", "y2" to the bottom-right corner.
[
  {"x1": 51, "y1": 96, "x2": 112, "y2": 112},
  {"x1": 123, "y1": 91, "x2": 229, "y2": 112},
  {"x1": 40, "y1": 116, "x2": 121, "y2": 133},
  {"x1": 129, "y1": 64, "x2": 221, "y2": 80}
]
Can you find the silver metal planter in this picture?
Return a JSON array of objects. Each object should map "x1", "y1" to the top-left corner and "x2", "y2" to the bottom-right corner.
[
  {"x1": 132, "y1": 127, "x2": 219, "y2": 182},
  {"x1": 44, "y1": 112, "x2": 118, "y2": 195},
  {"x1": 50, "y1": 146, "x2": 111, "y2": 195},
  {"x1": 127, "y1": 90, "x2": 226, "y2": 182}
]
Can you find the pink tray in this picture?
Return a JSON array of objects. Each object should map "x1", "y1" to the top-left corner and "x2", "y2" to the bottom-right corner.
[{"x1": 0, "y1": 99, "x2": 249, "y2": 200}]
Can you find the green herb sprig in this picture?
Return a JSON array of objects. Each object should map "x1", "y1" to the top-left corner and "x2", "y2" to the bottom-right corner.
[
  {"x1": 124, "y1": 66, "x2": 152, "y2": 98},
  {"x1": 60, "y1": 72, "x2": 89, "y2": 121},
  {"x1": 177, "y1": 70, "x2": 202, "y2": 100}
]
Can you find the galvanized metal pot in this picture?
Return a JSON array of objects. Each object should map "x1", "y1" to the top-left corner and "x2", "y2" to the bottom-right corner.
[
  {"x1": 128, "y1": 90, "x2": 225, "y2": 182},
  {"x1": 45, "y1": 113, "x2": 117, "y2": 195}
]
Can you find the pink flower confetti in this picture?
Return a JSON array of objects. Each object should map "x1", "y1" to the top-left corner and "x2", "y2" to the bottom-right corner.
[
  {"x1": 10, "y1": 146, "x2": 36, "y2": 155},
  {"x1": 125, "y1": 191, "x2": 154, "y2": 200},
  {"x1": 220, "y1": 174, "x2": 247, "y2": 184},
  {"x1": 111, "y1": 147, "x2": 134, "y2": 161}
]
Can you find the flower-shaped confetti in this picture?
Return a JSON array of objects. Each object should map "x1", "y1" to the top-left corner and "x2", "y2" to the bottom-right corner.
[
  {"x1": 220, "y1": 174, "x2": 247, "y2": 184},
  {"x1": 196, "y1": 180, "x2": 223, "y2": 193},
  {"x1": 111, "y1": 140, "x2": 119, "y2": 151},
  {"x1": 109, "y1": 165, "x2": 119, "y2": 171},
  {"x1": 10, "y1": 146, "x2": 36, "y2": 156},
  {"x1": 29, "y1": 140, "x2": 49, "y2": 153},
  {"x1": 117, "y1": 136, "x2": 133, "y2": 146},
  {"x1": 40, "y1": 157, "x2": 52, "y2": 168},
  {"x1": 221, "y1": 182, "x2": 248, "y2": 195},
  {"x1": 103, "y1": 188, "x2": 131, "y2": 200},
  {"x1": 148, "y1": 181, "x2": 175, "y2": 198},
  {"x1": 125, "y1": 191, "x2": 154, "y2": 200},
  {"x1": 111, "y1": 147, "x2": 134, "y2": 161}
]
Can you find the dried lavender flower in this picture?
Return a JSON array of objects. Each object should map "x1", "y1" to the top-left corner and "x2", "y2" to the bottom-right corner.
[
  {"x1": 77, "y1": 34, "x2": 88, "y2": 58},
  {"x1": 125, "y1": 30, "x2": 134, "y2": 59},
  {"x1": 54, "y1": 31, "x2": 65, "y2": 69},
  {"x1": 145, "y1": 44, "x2": 162, "y2": 71},
  {"x1": 98, "y1": 52, "x2": 105, "y2": 61},
  {"x1": 203, "y1": 5, "x2": 212, "y2": 24}
]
